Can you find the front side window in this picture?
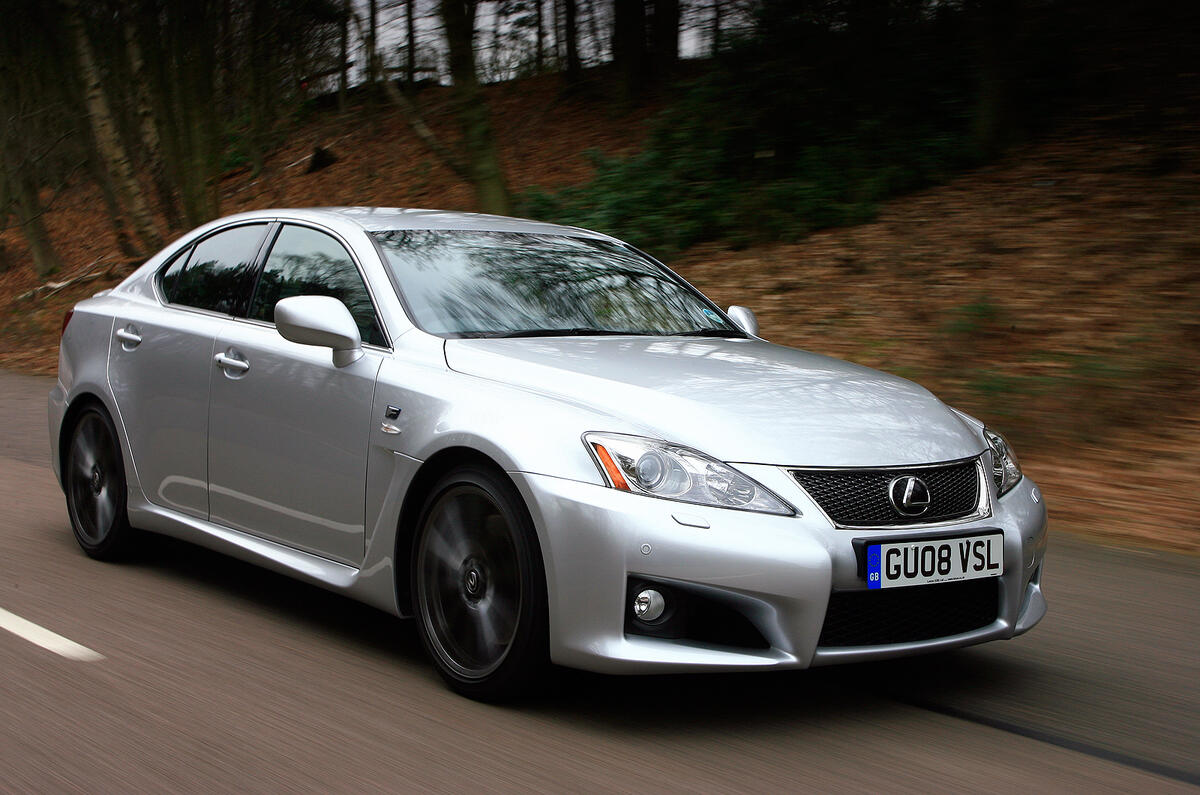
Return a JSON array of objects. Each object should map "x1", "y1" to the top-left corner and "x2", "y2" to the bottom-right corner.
[
  {"x1": 371, "y1": 230, "x2": 741, "y2": 339},
  {"x1": 160, "y1": 224, "x2": 267, "y2": 314},
  {"x1": 250, "y1": 224, "x2": 385, "y2": 346}
]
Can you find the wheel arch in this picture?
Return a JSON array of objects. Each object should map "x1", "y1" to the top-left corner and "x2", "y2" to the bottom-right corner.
[
  {"x1": 58, "y1": 392, "x2": 117, "y2": 485},
  {"x1": 393, "y1": 445, "x2": 542, "y2": 616}
]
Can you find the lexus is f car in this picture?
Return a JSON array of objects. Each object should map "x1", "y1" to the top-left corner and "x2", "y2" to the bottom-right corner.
[{"x1": 50, "y1": 208, "x2": 1047, "y2": 698}]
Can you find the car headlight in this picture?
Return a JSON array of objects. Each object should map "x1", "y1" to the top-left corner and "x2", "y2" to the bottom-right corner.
[
  {"x1": 984, "y1": 427, "x2": 1022, "y2": 496},
  {"x1": 583, "y1": 432, "x2": 794, "y2": 515}
]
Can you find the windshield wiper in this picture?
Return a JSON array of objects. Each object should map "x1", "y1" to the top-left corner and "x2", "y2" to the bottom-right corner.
[
  {"x1": 495, "y1": 328, "x2": 634, "y2": 338},
  {"x1": 675, "y1": 328, "x2": 745, "y2": 338}
]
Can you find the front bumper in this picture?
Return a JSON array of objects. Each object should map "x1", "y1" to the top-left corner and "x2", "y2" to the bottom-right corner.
[{"x1": 512, "y1": 466, "x2": 1048, "y2": 674}]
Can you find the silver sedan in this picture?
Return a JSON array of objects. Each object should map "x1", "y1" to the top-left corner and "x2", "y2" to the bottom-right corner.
[{"x1": 49, "y1": 207, "x2": 1047, "y2": 699}]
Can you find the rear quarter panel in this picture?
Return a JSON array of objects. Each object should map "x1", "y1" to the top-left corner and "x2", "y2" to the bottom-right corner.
[{"x1": 53, "y1": 296, "x2": 130, "y2": 487}]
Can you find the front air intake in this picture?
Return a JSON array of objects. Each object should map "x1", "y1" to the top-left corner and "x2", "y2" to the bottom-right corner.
[{"x1": 817, "y1": 578, "x2": 999, "y2": 648}]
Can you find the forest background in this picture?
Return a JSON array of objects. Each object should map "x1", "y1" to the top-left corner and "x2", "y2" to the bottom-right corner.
[{"x1": 1, "y1": 0, "x2": 1196, "y2": 549}]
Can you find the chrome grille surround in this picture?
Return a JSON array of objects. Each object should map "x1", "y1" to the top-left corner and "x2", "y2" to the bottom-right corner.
[{"x1": 788, "y1": 456, "x2": 991, "y2": 529}]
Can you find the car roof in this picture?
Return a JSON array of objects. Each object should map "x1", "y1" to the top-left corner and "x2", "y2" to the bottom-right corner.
[{"x1": 215, "y1": 207, "x2": 616, "y2": 241}]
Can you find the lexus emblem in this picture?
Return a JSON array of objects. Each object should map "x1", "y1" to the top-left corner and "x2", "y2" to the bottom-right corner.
[{"x1": 888, "y1": 475, "x2": 931, "y2": 516}]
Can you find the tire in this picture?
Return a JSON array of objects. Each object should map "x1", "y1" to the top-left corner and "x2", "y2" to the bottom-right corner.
[
  {"x1": 64, "y1": 406, "x2": 134, "y2": 560},
  {"x1": 411, "y1": 465, "x2": 548, "y2": 700}
]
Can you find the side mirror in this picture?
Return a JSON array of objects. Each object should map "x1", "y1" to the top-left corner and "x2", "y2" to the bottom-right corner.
[
  {"x1": 274, "y1": 295, "x2": 363, "y2": 367},
  {"x1": 726, "y1": 305, "x2": 759, "y2": 337}
]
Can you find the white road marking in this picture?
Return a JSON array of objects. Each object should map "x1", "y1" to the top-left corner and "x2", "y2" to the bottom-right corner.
[{"x1": 0, "y1": 606, "x2": 104, "y2": 661}]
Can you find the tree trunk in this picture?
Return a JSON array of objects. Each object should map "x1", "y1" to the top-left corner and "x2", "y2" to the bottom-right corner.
[
  {"x1": 406, "y1": 0, "x2": 417, "y2": 84},
  {"x1": 564, "y1": 0, "x2": 581, "y2": 83},
  {"x1": 650, "y1": 0, "x2": 679, "y2": 82},
  {"x1": 0, "y1": 168, "x2": 61, "y2": 277},
  {"x1": 972, "y1": 0, "x2": 1015, "y2": 158},
  {"x1": 122, "y1": 13, "x2": 182, "y2": 231},
  {"x1": 536, "y1": 0, "x2": 545, "y2": 71},
  {"x1": 248, "y1": 0, "x2": 270, "y2": 176},
  {"x1": 164, "y1": 1, "x2": 221, "y2": 226},
  {"x1": 368, "y1": 0, "x2": 379, "y2": 87},
  {"x1": 583, "y1": 0, "x2": 605, "y2": 61},
  {"x1": 83, "y1": 140, "x2": 141, "y2": 259},
  {"x1": 63, "y1": 0, "x2": 161, "y2": 253},
  {"x1": 339, "y1": 0, "x2": 349, "y2": 110},
  {"x1": 612, "y1": 0, "x2": 647, "y2": 101},
  {"x1": 552, "y1": 0, "x2": 561, "y2": 64},
  {"x1": 711, "y1": 0, "x2": 721, "y2": 55},
  {"x1": 441, "y1": 0, "x2": 512, "y2": 215},
  {"x1": 0, "y1": 158, "x2": 62, "y2": 276},
  {"x1": 216, "y1": 0, "x2": 234, "y2": 116},
  {"x1": 492, "y1": 5, "x2": 503, "y2": 78},
  {"x1": 0, "y1": 10, "x2": 70, "y2": 273}
]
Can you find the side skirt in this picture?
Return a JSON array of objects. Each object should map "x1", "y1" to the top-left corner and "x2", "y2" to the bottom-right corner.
[{"x1": 127, "y1": 496, "x2": 403, "y2": 616}]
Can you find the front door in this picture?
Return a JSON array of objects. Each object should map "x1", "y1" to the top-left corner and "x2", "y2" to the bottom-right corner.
[{"x1": 206, "y1": 223, "x2": 388, "y2": 565}]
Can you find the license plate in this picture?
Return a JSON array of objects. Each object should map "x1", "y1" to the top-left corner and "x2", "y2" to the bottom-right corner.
[{"x1": 866, "y1": 533, "x2": 1003, "y2": 589}]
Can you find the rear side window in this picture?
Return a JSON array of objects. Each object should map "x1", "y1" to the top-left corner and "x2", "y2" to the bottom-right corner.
[
  {"x1": 249, "y1": 224, "x2": 385, "y2": 346},
  {"x1": 160, "y1": 224, "x2": 267, "y2": 314}
]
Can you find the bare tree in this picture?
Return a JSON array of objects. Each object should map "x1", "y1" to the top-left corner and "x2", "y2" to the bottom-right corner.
[
  {"x1": 82, "y1": 134, "x2": 142, "y2": 259},
  {"x1": 406, "y1": 0, "x2": 418, "y2": 84},
  {"x1": 651, "y1": 0, "x2": 680, "y2": 80},
  {"x1": 0, "y1": 5, "x2": 68, "y2": 275},
  {"x1": 158, "y1": 0, "x2": 222, "y2": 225},
  {"x1": 564, "y1": 0, "x2": 581, "y2": 82},
  {"x1": 368, "y1": 0, "x2": 380, "y2": 87},
  {"x1": 552, "y1": 0, "x2": 561, "y2": 63},
  {"x1": 121, "y1": 8, "x2": 182, "y2": 231},
  {"x1": 0, "y1": 148, "x2": 62, "y2": 276},
  {"x1": 441, "y1": 0, "x2": 512, "y2": 214},
  {"x1": 535, "y1": 0, "x2": 545, "y2": 70},
  {"x1": 340, "y1": 0, "x2": 351, "y2": 109},
  {"x1": 62, "y1": 0, "x2": 161, "y2": 253},
  {"x1": 612, "y1": 0, "x2": 647, "y2": 99},
  {"x1": 582, "y1": 0, "x2": 607, "y2": 63},
  {"x1": 711, "y1": 0, "x2": 722, "y2": 55}
]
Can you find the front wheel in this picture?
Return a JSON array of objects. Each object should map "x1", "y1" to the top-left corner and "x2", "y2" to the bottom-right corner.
[
  {"x1": 412, "y1": 466, "x2": 548, "y2": 700},
  {"x1": 64, "y1": 406, "x2": 134, "y2": 560}
]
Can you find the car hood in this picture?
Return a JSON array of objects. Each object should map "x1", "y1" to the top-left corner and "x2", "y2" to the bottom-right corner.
[{"x1": 444, "y1": 337, "x2": 983, "y2": 467}]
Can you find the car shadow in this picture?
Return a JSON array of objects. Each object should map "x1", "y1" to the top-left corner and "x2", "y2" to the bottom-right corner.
[
  {"x1": 123, "y1": 530, "x2": 1036, "y2": 727},
  {"x1": 523, "y1": 647, "x2": 1031, "y2": 732},
  {"x1": 126, "y1": 531, "x2": 426, "y2": 664}
]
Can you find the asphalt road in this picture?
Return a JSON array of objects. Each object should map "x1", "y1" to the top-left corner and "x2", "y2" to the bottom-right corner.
[{"x1": 1, "y1": 371, "x2": 1197, "y2": 792}]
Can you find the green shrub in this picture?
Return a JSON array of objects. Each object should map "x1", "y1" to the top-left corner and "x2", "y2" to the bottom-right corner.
[{"x1": 519, "y1": 8, "x2": 981, "y2": 254}]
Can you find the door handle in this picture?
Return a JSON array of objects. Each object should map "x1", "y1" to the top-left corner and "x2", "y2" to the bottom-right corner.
[
  {"x1": 214, "y1": 352, "x2": 250, "y2": 373},
  {"x1": 116, "y1": 327, "x2": 142, "y2": 347}
]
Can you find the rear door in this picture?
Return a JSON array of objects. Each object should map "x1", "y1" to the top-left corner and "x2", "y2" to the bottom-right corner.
[
  {"x1": 206, "y1": 223, "x2": 387, "y2": 565},
  {"x1": 108, "y1": 222, "x2": 270, "y2": 519}
]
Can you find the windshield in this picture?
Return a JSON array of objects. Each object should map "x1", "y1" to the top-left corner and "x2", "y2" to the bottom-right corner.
[{"x1": 371, "y1": 230, "x2": 743, "y2": 338}]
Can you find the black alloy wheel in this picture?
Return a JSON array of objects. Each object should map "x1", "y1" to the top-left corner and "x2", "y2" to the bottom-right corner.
[
  {"x1": 64, "y1": 406, "x2": 134, "y2": 559},
  {"x1": 412, "y1": 465, "x2": 548, "y2": 700}
]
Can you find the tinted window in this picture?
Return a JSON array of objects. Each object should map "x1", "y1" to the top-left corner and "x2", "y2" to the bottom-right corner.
[
  {"x1": 161, "y1": 224, "x2": 267, "y2": 314},
  {"x1": 250, "y1": 225, "x2": 384, "y2": 346},
  {"x1": 371, "y1": 230, "x2": 741, "y2": 338}
]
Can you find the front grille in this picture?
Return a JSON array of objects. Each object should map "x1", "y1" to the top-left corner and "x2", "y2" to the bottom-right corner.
[
  {"x1": 817, "y1": 578, "x2": 999, "y2": 648},
  {"x1": 790, "y1": 458, "x2": 981, "y2": 527}
]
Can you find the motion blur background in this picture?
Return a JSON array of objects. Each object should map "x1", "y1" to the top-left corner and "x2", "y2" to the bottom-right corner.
[
  {"x1": 2, "y1": 2, "x2": 1199, "y2": 790},
  {"x1": 0, "y1": 1, "x2": 1196, "y2": 545}
]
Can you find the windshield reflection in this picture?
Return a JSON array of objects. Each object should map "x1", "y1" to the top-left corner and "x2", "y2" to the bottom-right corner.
[{"x1": 372, "y1": 230, "x2": 741, "y2": 338}]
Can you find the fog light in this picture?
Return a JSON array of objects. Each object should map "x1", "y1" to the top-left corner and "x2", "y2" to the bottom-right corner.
[{"x1": 633, "y1": 589, "x2": 666, "y2": 622}]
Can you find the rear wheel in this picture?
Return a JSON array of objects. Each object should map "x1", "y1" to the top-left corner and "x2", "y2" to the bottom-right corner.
[
  {"x1": 412, "y1": 465, "x2": 547, "y2": 700},
  {"x1": 64, "y1": 406, "x2": 134, "y2": 560}
]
